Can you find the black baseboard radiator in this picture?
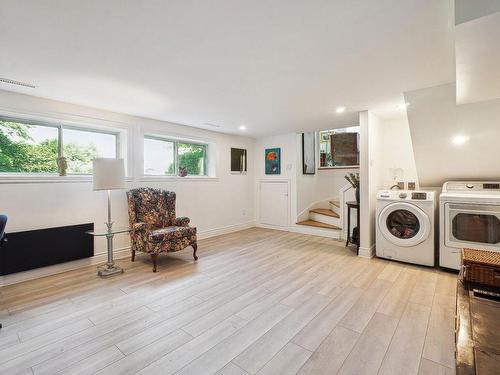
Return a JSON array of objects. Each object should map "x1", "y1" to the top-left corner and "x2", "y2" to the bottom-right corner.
[{"x1": 0, "y1": 223, "x2": 94, "y2": 276}]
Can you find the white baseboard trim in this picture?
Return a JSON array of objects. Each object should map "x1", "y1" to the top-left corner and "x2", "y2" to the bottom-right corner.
[
  {"x1": 288, "y1": 225, "x2": 341, "y2": 240},
  {"x1": 197, "y1": 220, "x2": 256, "y2": 239},
  {"x1": 358, "y1": 244, "x2": 376, "y2": 258},
  {"x1": 256, "y1": 223, "x2": 290, "y2": 231},
  {"x1": 256, "y1": 222, "x2": 342, "y2": 240},
  {"x1": 0, "y1": 220, "x2": 257, "y2": 287}
]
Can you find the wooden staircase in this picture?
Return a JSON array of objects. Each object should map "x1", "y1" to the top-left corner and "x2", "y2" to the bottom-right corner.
[{"x1": 296, "y1": 199, "x2": 342, "y2": 231}]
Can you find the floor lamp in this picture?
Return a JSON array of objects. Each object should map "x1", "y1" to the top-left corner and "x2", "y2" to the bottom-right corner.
[{"x1": 93, "y1": 158, "x2": 126, "y2": 277}]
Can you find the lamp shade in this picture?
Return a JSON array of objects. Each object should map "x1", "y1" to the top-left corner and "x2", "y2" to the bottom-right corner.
[{"x1": 92, "y1": 158, "x2": 126, "y2": 191}]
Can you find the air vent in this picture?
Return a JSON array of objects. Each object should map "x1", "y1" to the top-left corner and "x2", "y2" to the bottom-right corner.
[
  {"x1": 203, "y1": 123, "x2": 221, "y2": 128},
  {"x1": 0, "y1": 77, "x2": 36, "y2": 88}
]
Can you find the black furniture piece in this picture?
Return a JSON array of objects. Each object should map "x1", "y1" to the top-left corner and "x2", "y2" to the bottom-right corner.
[
  {"x1": 0, "y1": 223, "x2": 93, "y2": 276},
  {"x1": 0, "y1": 214, "x2": 7, "y2": 330},
  {"x1": 345, "y1": 201, "x2": 360, "y2": 255}
]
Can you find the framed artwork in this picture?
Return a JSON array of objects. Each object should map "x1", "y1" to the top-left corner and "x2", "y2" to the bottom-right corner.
[
  {"x1": 230, "y1": 148, "x2": 247, "y2": 173},
  {"x1": 265, "y1": 148, "x2": 281, "y2": 175},
  {"x1": 302, "y1": 132, "x2": 315, "y2": 174}
]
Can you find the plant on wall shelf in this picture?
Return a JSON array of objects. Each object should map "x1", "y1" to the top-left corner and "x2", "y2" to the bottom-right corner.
[{"x1": 345, "y1": 172, "x2": 360, "y2": 203}]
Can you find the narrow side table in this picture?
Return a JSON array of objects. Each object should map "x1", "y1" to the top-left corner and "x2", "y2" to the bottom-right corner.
[
  {"x1": 86, "y1": 227, "x2": 130, "y2": 277},
  {"x1": 345, "y1": 201, "x2": 360, "y2": 255}
]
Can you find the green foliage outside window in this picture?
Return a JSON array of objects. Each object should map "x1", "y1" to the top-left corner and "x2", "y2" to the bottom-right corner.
[
  {"x1": 63, "y1": 143, "x2": 98, "y2": 174},
  {"x1": 0, "y1": 120, "x2": 102, "y2": 174},
  {"x1": 165, "y1": 142, "x2": 206, "y2": 176},
  {"x1": 0, "y1": 120, "x2": 58, "y2": 173},
  {"x1": 178, "y1": 143, "x2": 206, "y2": 176}
]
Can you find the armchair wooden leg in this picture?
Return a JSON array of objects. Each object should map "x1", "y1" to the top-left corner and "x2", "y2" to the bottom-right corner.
[
  {"x1": 131, "y1": 249, "x2": 136, "y2": 262},
  {"x1": 192, "y1": 243, "x2": 198, "y2": 261},
  {"x1": 151, "y1": 253, "x2": 158, "y2": 272}
]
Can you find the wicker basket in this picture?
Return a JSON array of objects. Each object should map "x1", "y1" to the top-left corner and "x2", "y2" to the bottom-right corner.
[{"x1": 462, "y1": 248, "x2": 500, "y2": 288}]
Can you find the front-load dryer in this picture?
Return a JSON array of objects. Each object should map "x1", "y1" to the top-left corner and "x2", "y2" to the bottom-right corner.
[{"x1": 376, "y1": 190, "x2": 435, "y2": 266}]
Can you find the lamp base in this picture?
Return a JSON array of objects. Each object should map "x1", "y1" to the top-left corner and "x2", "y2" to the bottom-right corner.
[{"x1": 97, "y1": 265, "x2": 124, "y2": 278}]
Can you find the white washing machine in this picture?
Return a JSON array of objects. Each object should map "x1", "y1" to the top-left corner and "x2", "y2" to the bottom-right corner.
[{"x1": 376, "y1": 190, "x2": 435, "y2": 266}]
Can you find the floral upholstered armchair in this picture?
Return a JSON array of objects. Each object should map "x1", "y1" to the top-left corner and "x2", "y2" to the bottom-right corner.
[{"x1": 127, "y1": 188, "x2": 197, "y2": 272}]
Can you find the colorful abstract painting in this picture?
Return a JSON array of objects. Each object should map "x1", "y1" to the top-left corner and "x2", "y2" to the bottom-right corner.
[{"x1": 265, "y1": 148, "x2": 281, "y2": 175}]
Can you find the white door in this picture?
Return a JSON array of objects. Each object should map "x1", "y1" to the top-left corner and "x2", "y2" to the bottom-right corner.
[{"x1": 259, "y1": 181, "x2": 289, "y2": 227}]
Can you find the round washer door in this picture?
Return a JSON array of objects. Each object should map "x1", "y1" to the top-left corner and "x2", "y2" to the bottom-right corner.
[{"x1": 378, "y1": 202, "x2": 431, "y2": 247}]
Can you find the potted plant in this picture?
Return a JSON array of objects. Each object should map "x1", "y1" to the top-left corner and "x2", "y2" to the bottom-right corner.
[{"x1": 345, "y1": 172, "x2": 360, "y2": 203}]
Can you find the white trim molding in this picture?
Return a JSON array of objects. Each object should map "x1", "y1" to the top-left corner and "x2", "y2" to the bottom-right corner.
[
  {"x1": 288, "y1": 224, "x2": 341, "y2": 240},
  {"x1": 358, "y1": 244, "x2": 376, "y2": 258},
  {"x1": 339, "y1": 183, "x2": 355, "y2": 241},
  {"x1": 198, "y1": 220, "x2": 256, "y2": 239},
  {"x1": 256, "y1": 222, "x2": 342, "y2": 240},
  {"x1": 139, "y1": 176, "x2": 219, "y2": 183}
]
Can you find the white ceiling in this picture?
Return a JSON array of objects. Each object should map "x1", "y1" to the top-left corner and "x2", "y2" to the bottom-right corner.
[
  {"x1": 455, "y1": 0, "x2": 500, "y2": 25},
  {"x1": 0, "y1": 0, "x2": 455, "y2": 137},
  {"x1": 456, "y1": 11, "x2": 500, "y2": 104}
]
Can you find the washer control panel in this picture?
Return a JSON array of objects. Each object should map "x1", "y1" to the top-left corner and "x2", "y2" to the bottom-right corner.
[
  {"x1": 377, "y1": 190, "x2": 434, "y2": 201},
  {"x1": 411, "y1": 192, "x2": 427, "y2": 200}
]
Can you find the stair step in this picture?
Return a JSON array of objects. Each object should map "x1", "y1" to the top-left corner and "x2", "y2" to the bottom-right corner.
[
  {"x1": 329, "y1": 200, "x2": 340, "y2": 208},
  {"x1": 297, "y1": 220, "x2": 341, "y2": 230},
  {"x1": 309, "y1": 208, "x2": 339, "y2": 218}
]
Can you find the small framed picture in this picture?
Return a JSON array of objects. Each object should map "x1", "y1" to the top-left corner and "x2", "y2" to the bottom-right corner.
[{"x1": 265, "y1": 148, "x2": 281, "y2": 175}]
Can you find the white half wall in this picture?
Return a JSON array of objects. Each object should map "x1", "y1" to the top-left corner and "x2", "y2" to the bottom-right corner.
[{"x1": 359, "y1": 111, "x2": 385, "y2": 256}]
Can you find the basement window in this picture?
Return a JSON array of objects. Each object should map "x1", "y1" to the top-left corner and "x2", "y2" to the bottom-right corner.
[
  {"x1": 0, "y1": 117, "x2": 120, "y2": 175},
  {"x1": 144, "y1": 136, "x2": 208, "y2": 177},
  {"x1": 318, "y1": 126, "x2": 360, "y2": 168}
]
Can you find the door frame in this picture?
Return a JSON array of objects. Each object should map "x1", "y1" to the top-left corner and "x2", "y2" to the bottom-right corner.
[{"x1": 258, "y1": 179, "x2": 290, "y2": 229}]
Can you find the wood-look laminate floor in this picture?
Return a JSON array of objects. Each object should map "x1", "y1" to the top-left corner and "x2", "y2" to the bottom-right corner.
[{"x1": 0, "y1": 228, "x2": 457, "y2": 375}]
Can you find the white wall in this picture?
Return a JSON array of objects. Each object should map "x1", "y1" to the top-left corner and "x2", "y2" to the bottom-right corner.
[
  {"x1": 358, "y1": 110, "x2": 418, "y2": 256},
  {"x1": 253, "y1": 131, "x2": 361, "y2": 233},
  {"x1": 405, "y1": 83, "x2": 500, "y2": 187},
  {"x1": 359, "y1": 111, "x2": 385, "y2": 255},
  {"x1": 0, "y1": 90, "x2": 256, "y2": 257},
  {"x1": 380, "y1": 115, "x2": 419, "y2": 189},
  {"x1": 253, "y1": 133, "x2": 297, "y2": 227}
]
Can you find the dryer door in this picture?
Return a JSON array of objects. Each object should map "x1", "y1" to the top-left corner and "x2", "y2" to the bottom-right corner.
[{"x1": 378, "y1": 202, "x2": 431, "y2": 247}]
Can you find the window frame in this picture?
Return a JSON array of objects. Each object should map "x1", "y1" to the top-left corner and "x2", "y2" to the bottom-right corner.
[
  {"x1": 143, "y1": 135, "x2": 177, "y2": 176},
  {"x1": 0, "y1": 115, "x2": 121, "y2": 176},
  {"x1": 143, "y1": 135, "x2": 209, "y2": 177},
  {"x1": 318, "y1": 127, "x2": 361, "y2": 170}
]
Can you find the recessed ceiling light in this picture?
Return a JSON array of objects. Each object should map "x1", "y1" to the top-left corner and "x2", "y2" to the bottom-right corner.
[
  {"x1": 239, "y1": 125, "x2": 247, "y2": 131},
  {"x1": 336, "y1": 106, "x2": 346, "y2": 114},
  {"x1": 452, "y1": 135, "x2": 469, "y2": 145}
]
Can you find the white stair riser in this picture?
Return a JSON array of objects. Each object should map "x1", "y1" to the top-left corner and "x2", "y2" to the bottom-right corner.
[
  {"x1": 329, "y1": 203, "x2": 341, "y2": 215},
  {"x1": 309, "y1": 212, "x2": 341, "y2": 227},
  {"x1": 292, "y1": 226, "x2": 341, "y2": 239}
]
